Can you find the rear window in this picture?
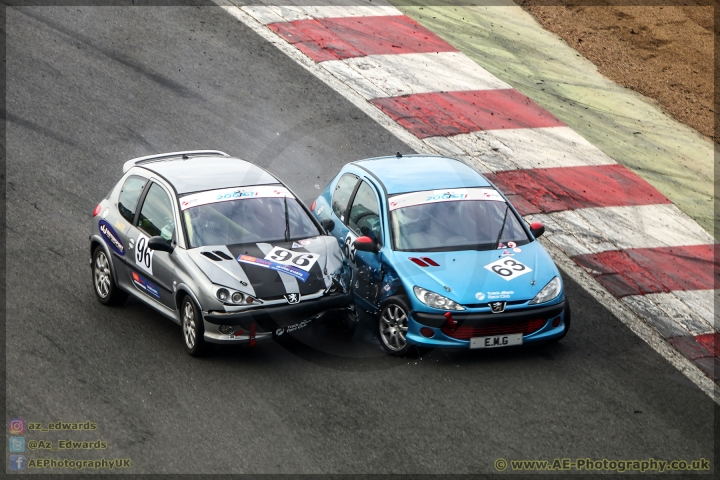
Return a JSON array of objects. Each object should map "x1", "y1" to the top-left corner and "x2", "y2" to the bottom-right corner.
[{"x1": 118, "y1": 175, "x2": 148, "y2": 223}]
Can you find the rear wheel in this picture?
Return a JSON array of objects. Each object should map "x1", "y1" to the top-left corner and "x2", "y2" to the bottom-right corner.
[
  {"x1": 378, "y1": 296, "x2": 413, "y2": 356},
  {"x1": 92, "y1": 247, "x2": 128, "y2": 306},
  {"x1": 182, "y1": 296, "x2": 206, "y2": 356}
]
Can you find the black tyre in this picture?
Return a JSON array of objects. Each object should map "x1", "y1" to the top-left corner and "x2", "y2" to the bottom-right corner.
[
  {"x1": 324, "y1": 308, "x2": 358, "y2": 339},
  {"x1": 548, "y1": 302, "x2": 571, "y2": 343},
  {"x1": 92, "y1": 246, "x2": 128, "y2": 306},
  {"x1": 378, "y1": 295, "x2": 414, "y2": 356},
  {"x1": 181, "y1": 295, "x2": 207, "y2": 357}
]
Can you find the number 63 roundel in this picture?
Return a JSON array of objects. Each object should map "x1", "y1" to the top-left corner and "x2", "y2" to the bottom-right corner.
[{"x1": 484, "y1": 257, "x2": 532, "y2": 281}]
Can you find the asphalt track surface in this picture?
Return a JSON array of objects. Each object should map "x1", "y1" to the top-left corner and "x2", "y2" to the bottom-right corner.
[{"x1": 5, "y1": 5, "x2": 715, "y2": 474}]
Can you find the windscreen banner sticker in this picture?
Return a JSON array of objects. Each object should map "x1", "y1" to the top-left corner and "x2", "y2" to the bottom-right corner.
[
  {"x1": 264, "y1": 246, "x2": 319, "y2": 272},
  {"x1": 99, "y1": 220, "x2": 125, "y2": 256},
  {"x1": 179, "y1": 186, "x2": 294, "y2": 210},
  {"x1": 388, "y1": 188, "x2": 503, "y2": 211},
  {"x1": 134, "y1": 233, "x2": 154, "y2": 275},
  {"x1": 484, "y1": 258, "x2": 532, "y2": 281},
  {"x1": 237, "y1": 254, "x2": 310, "y2": 282},
  {"x1": 131, "y1": 271, "x2": 161, "y2": 299}
]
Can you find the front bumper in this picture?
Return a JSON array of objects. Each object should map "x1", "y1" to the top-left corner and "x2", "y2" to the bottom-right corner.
[
  {"x1": 202, "y1": 291, "x2": 353, "y2": 343},
  {"x1": 405, "y1": 301, "x2": 568, "y2": 348}
]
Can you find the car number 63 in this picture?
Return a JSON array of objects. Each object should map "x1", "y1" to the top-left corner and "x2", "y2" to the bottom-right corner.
[{"x1": 484, "y1": 257, "x2": 532, "y2": 281}]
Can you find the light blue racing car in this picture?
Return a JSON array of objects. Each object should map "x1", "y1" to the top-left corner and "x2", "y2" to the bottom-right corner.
[{"x1": 311, "y1": 155, "x2": 570, "y2": 356}]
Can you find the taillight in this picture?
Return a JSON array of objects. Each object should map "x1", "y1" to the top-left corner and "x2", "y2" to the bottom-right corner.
[
  {"x1": 310, "y1": 200, "x2": 317, "y2": 211},
  {"x1": 92, "y1": 204, "x2": 102, "y2": 217}
]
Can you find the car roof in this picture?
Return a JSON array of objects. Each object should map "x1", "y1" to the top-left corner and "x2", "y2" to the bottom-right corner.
[
  {"x1": 139, "y1": 156, "x2": 279, "y2": 195},
  {"x1": 352, "y1": 155, "x2": 492, "y2": 195}
]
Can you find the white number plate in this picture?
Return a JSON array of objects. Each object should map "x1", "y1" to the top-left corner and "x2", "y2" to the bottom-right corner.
[
  {"x1": 264, "y1": 246, "x2": 319, "y2": 272},
  {"x1": 484, "y1": 257, "x2": 532, "y2": 281},
  {"x1": 469, "y1": 333, "x2": 523, "y2": 349}
]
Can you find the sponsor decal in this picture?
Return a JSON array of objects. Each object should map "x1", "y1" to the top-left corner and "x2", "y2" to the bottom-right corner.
[
  {"x1": 513, "y1": 247, "x2": 522, "y2": 253},
  {"x1": 98, "y1": 220, "x2": 125, "y2": 256},
  {"x1": 489, "y1": 301, "x2": 506, "y2": 313},
  {"x1": 265, "y1": 246, "x2": 319, "y2": 272},
  {"x1": 237, "y1": 254, "x2": 310, "y2": 282},
  {"x1": 180, "y1": 185, "x2": 294, "y2": 210},
  {"x1": 114, "y1": 220, "x2": 126, "y2": 233},
  {"x1": 487, "y1": 290, "x2": 514, "y2": 300},
  {"x1": 388, "y1": 187, "x2": 504, "y2": 211},
  {"x1": 484, "y1": 258, "x2": 532, "y2": 281},
  {"x1": 284, "y1": 293, "x2": 300, "y2": 304},
  {"x1": 275, "y1": 328, "x2": 284, "y2": 336},
  {"x1": 475, "y1": 292, "x2": 486, "y2": 301},
  {"x1": 316, "y1": 204, "x2": 324, "y2": 215},
  {"x1": 502, "y1": 250, "x2": 514, "y2": 256},
  {"x1": 134, "y1": 233, "x2": 154, "y2": 275},
  {"x1": 292, "y1": 242, "x2": 302, "y2": 248},
  {"x1": 286, "y1": 318, "x2": 312, "y2": 333},
  {"x1": 101, "y1": 208, "x2": 109, "y2": 219},
  {"x1": 507, "y1": 241, "x2": 517, "y2": 248},
  {"x1": 497, "y1": 243, "x2": 505, "y2": 249},
  {"x1": 131, "y1": 271, "x2": 161, "y2": 300},
  {"x1": 383, "y1": 283, "x2": 391, "y2": 292}
]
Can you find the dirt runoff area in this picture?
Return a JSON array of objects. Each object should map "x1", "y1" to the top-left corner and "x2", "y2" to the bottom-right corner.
[{"x1": 517, "y1": 1, "x2": 714, "y2": 142}]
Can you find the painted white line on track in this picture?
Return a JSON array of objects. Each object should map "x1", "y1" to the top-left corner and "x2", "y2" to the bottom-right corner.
[
  {"x1": 323, "y1": 52, "x2": 511, "y2": 99},
  {"x1": 243, "y1": 3, "x2": 402, "y2": 25},
  {"x1": 535, "y1": 204, "x2": 715, "y2": 254},
  {"x1": 673, "y1": 290, "x2": 718, "y2": 330},
  {"x1": 540, "y1": 237, "x2": 720, "y2": 404},
  {"x1": 483, "y1": 126, "x2": 617, "y2": 170},
  {"x1": 641, "y1": 293, "x2": 715, "y2": 336}
]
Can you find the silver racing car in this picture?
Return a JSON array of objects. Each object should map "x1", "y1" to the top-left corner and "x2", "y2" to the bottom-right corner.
[{"x1": 90, "y1": 150, "x2": 355, "y2": 356}]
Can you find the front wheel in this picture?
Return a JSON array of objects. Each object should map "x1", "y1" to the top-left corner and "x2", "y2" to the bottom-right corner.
[
  {"x1": 378, "y1": 296, "x2": 413, "y2": 356},
  {"x1": 92, "y1": 247, "x2": 128, "y2": 306},
  {"x1": 182, "y1": 296, "x2": 206, "y2": 356}
]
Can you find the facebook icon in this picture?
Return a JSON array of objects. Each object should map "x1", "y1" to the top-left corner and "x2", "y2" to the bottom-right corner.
[{"x1": 9, "y1": 454, "x2": 26, "y2": 470}]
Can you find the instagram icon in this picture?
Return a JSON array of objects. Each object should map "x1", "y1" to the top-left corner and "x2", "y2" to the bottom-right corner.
[{"x1": 8, "y1": 418, "x2": 25, "y2": 435}]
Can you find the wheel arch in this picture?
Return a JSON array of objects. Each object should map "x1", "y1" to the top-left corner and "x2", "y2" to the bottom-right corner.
[{"x1": 90, "y1": 237, "x2": 119, "y2": 284}]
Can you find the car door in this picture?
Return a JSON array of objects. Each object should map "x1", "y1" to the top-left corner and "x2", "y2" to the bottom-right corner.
[
  {"x1": 345, "y1": 180, "x2": 384, "y2": 309},
  {"x1": 327, "y1": 172, "x2": 359, "y2": 255},
  {"x1": 110, "y1": 174, "x2": 150, "y2": 287},
  {"x1": 125, "y1": 181, "x2": 177, "y2": 309}
]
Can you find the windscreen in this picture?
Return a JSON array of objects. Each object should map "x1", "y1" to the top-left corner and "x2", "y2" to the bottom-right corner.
[
  {"x1": 389, "y1": 188, "x2": 530, "y2": 252},
  {"x1": 180, "y1": 186, "x2": 320, "y2": 248}
]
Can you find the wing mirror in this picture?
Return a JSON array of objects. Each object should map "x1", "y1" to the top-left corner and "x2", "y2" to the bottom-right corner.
[
  {"x1": 321, "y1": 218, "x2": 335, "y2": 233},
  {"x1": 529, "y1": 221, "x2": 545, "y2": 239},
  {"x1": 353, "y1": 236, "x2": 377, "y2": 253},
  {"x1": 148, "y1": 236, "x2": 174, "y2": 253}
]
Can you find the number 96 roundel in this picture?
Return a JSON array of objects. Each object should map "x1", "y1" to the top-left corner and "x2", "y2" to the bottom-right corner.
[{"x1": 135, "y1": 233, "x2": 154, "y2": 275}]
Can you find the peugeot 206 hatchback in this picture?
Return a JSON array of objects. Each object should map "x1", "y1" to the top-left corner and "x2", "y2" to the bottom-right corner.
[{"x1": 311, "y1": 155, "x2": 570, "y2": 356}]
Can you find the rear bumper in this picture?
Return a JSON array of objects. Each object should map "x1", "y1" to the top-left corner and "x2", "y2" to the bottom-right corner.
[
  {"x1": 202, "y1": 291, "x2": 353, "y2": 332},
  {"x1": 406, "y1": 301, "x2": 568, "y2": 348}
]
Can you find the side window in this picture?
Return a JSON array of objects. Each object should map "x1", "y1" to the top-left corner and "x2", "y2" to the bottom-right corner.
[
  {"x1": 137, "y1": 183, "x2": 175, "y2": 241},
  {"x1": 348, "y1": 181, "x2": 381, "y2": 242},
  {"x1": 331, "y1": 174, "x2": 359, "y2": 221},
  {"x1": 118, "y1": 176, "x2": 148, "y2": 223}
]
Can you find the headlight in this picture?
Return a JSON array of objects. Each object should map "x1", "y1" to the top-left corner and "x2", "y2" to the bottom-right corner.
[
  {"x1": 215, "y1": 286, "x2": 258, "y2": 305},
  {"x1": 529, "y1": 277, "x2": 562, "y2": 305},
  {"x1": 414, "y1": 286, "x2": 465, "y2": 311}
]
